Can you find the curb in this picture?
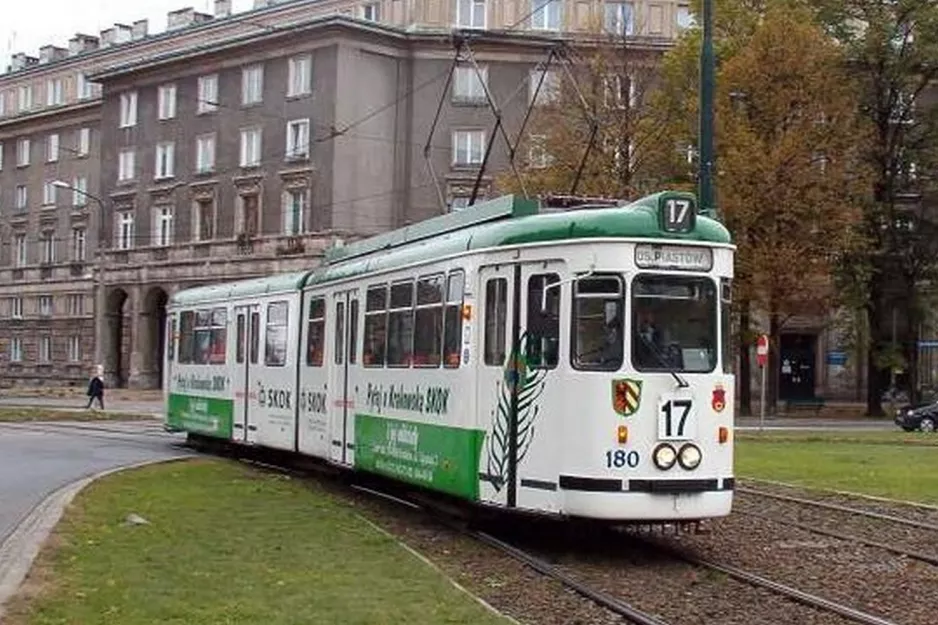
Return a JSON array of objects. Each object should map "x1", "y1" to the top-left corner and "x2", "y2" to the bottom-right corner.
[{"x1": 0, "y1": 455, "x2": 192, "y2": 619}]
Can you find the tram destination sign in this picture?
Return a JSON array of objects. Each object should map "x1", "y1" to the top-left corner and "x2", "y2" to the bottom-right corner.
[{"x1": 634, "y1": 244, "x2": 713, "y2": 271}]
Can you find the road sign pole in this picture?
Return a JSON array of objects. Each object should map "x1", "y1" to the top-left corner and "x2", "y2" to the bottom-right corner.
[
  {"x1": 760, "y1": 362, "x2": 766, "y2": 432},
  {"x1": 755, "y1": 334, "x2": 769, "y2": 432}
]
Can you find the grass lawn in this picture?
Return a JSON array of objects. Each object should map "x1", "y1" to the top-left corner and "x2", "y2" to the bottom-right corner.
[
  {"x1": 0, "y1": 407, "x2": 153, "y2": 423},
  {"x1": 736, "y1": 430, "x2": 938, "y2": 504},
  {"x1": 5, "y1": 458, "x2": 510, "y2": 625}
]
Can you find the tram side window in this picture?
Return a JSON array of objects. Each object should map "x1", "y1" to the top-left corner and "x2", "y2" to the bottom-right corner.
[
  {"x1": 443, "y1": 270, "x2": 465, "y2": 368},
  {"x1": 179, "y1": 311, "x2": 195, "y2": 364},
  {"x1": 387, "y1": 280, "x2": 415, "y2": 366},
  {"x1": 167, "y1": 315, "x2": 176, "y2": 362},
  {"x1": 265, "y1": 301, "x2": 289, "y2": 367},
  {"x1": 208, "y1": 308, "x2": 227, "y2": 364},
  {"x1": 349, "y1": 299, "x2": 359, "y2": 364},
  {"x1": 413, "y1": 274, "x2": 443, "y2": 367},
  {"x1": 572, "y1": 275, "x2": 624, "y2": 371},
  {"x1": 526, "y1": 273, "x2": 560, "y2": 369},
  {"x1": 484, "y1": 278, "x2": 508, "y2": 366},
  {"x1": 249, "y1": 312, "x2": 260, "y2": 364},
  {"x1": 236, "y1": 314, "x2": 246, "y2": 364},
  {"x1": 364, "y1": 285, "x2": 387, "y2": 366},
  {"x1": 721, "y1": 278, "x2": 733, "y2": 374},
  {"x1": 335, "y1": 301, "x2": 345, "y2": 366},
  {"x1": 306, "y1": 298, "x2": 326, "y2": 367}
]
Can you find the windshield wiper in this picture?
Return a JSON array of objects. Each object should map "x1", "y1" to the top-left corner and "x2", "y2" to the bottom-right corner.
[{"x1": 638, "y1": 334, "x2": 689, "y2": 388}]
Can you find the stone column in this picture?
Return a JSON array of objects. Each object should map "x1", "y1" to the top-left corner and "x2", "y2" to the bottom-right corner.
[{"x1": 128, "y1": 285, "x2": 158, "y2": 389}]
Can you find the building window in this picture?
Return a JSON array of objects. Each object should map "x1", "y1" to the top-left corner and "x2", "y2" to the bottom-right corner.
[
  {"x1": 155, "y1": 142, "x2": 175, "y2": 179},
  {"x1": 119, "y1": 91, "x2": 137, "y2": 127},
  {"x1": 527, "y1": 134, "x2": 552, "y2": 168},
  {"x1": 117, "y1": 211, "x2": 135, "y2": 249},
  {"x1": 197, "y1": 74, "x2": 218, "y2": 113},
  {"x1": 46, "y1": 133, "x2": 59, "y2": 161},
  {"x1": 39, "y1": 336, "x2": 51, "y2": 363},
  {"x1": 449, "y1": 195, "x2": 471, "y2": 212},
  {"x1": 11, "y1": 297, "x2": 24, "y2": 319},
  {"x1": 453, "y1": 65, "x2": 487, "y2": 103},
  {"x1": 529, "y1": 68, "x2": 561, "y2": 105},
  {"x1": 46, "y1": 78, "x2": 64, "y2": 106},
  {"x1": 14, "y1": 235, "x2": 27, "y2": 267},
  {"x1": 0, "y1": 141, "x2": 3, "y2": 170},
  {"x1": 676, "y1": 4, "x2": 694, "y2": 29},
  {"x1": 157, "y1": 84, "x2": 177, "y2": 120},
  {"x1": 194, "y1": 198, "x2": 215, "y2": 241},
  {"x1": 240, "y1": 128, "x2": 262, "y2": 167},
  {"x1": 67, "y1": 294, "x2": 84, "y2": 316},
  {"x1": 455, "y1": 0, "x2": 485, "y2": 28},
  {"x1": 78, "y1": 127, "x2": 91, "y2": 156},
  {"x1": 40, "y1": 233, "x2": 55, "y2": 264},
  {"x1": 39, "y1": 296, "x2": 52, "y2": 316},
  {"x1": 17, "y1": 138, "x2": 29, "y2": 166},
  {"x1": 241, "y1": 65, "x2": 264, "y2": 105},
  {"x1": 68, "y1": 336, "x2": 81, "y2": 362},
  {"x1": 452, "y1": 130, "x2": 485, "y2": 166},
  {"x1": 72, "y1": 228, "x2": 86, "y2": 261},
  {"x1": 282, "y1": 189, "x2": 308, "y2": 235},
  {"x1": 17, "y1": 85, "x2": 32, "y2": 112},
  {"x1": 604, "y1": 74, "x2": 634, "y2": 109},
  {"x1": 42, "y1": 181, "x2": 57, "y2": 206},
  {"x1": 154, "y1": 205, "x2": 174, "y2": 247},
  {"x1": 195, "y1": 133, "x2": 216, "y2": 173},
  {"x1": 77, "y1": 73, "x2": 93, "y2": 99},
  {"x1": 285, "y1": 119, "x2": 310, "y2": 159},
  {"x1": 10, "y1": 337, "x2": 22, "y2": 362},
  {"x1": 287, "y1": 55, "x2": 311, "y2": 97},
  {"x1": 72, "y1": 177, "x2": 88, "y2": 206},
  {"x1": 362, "y1": 2, "x2": 380, "y2": 21},
  {"x1": 531, "y1": 0, "x2": 561, "y2": 30},
  {"x1": 15, "y1": 185, "x2": 28, "y2": 210},
  {"x1": 238, "y1": 194, "x2": 259, "y2": 236},
  {"x1": 603, "y1": 1, "x2": 634, "y2": 35},
  {"x1": 118, "y1": 148, "x2": 135, "y2": 181}
]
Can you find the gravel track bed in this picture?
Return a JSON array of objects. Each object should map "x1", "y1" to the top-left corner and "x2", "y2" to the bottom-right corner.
[
  {"x1": 740, "y1": 479, "x2": 938, "y2": 525},
  {"x1": 671, "y1": 512, "x2": 938, "y2": 625},
  {"x1": 503, "y1": 527, "x2": 855, "y2": 625},
  {"x1": 736, "y1": 491, "x2": 938, "y2": 559}
]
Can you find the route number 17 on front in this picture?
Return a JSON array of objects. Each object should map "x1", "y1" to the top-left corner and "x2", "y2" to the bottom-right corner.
[{"x1": 658, "y1": 395, "x2": 697, "y2": 440}]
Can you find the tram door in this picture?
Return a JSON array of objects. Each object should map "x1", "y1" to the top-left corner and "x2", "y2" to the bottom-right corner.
[
  {"x1": 233, "y1": 304, "x2": 261, "y2": 444},
  {"x1": 329, "y1": 289, "x2": 360, "y2": 465},
  {"x1": 476, "y1": 262, "x2": 564, "y2": 510}
]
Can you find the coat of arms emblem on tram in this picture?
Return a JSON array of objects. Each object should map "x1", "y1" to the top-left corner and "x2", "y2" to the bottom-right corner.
[{"x1": 612, "y1": 378, "x2": 643, "y2": 417}]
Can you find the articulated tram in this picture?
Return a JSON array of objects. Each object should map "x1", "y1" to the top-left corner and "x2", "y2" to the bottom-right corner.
[{"x1": 164, "y1": 191, "x2": 736, "y2": 522}]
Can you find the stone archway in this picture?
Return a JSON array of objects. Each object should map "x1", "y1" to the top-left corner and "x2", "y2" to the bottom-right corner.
[
  {"x1": 139, "y1": 287, "x2": 169, "y2": 389},
  {"x1": 104, "y1": 288, "x2": 129, "y2": 388}
]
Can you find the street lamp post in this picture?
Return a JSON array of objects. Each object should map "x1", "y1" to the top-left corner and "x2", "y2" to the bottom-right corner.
[
  {"x1": 699, "y1": 0, "x2": 715, "y2": 215},
  {"x1": 52, "y1": 180, "x2": 106, "y2": 373}
]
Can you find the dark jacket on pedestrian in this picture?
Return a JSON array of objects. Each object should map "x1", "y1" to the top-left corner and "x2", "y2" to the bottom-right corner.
[{"x1": 87, "y1": 375, "x2": 104, "y2": 398}]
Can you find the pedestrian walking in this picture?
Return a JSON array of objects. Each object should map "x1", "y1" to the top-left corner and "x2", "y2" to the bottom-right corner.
[{"x1": 86, "y1": 365, "x2": 105, "y2": 410}]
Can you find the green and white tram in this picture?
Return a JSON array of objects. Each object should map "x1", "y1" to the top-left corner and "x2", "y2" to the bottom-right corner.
[{"x1": 164, "y1": 190, "x2": 735, "y2": 522}]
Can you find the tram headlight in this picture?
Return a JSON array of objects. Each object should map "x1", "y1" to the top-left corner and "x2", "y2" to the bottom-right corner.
[
  {"x1": 678, "y1": 443, "x2": 702, "y2": 470},
  {"x1": 652, "y1": 443, "x2": 677, "y2": 470}
]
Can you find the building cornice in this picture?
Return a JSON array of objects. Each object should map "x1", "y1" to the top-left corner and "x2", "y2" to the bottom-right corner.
[{"x1": 0, "y1": 99, "x2": 100, "y2": 130}]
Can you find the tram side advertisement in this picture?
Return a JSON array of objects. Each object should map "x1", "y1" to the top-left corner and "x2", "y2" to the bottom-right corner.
[
  {"x1": 354, "y1": 382, "x2": 485, "y2": 500},
  {"x1": 167, "y1": 371, "x2": 234, "y2": 438}
]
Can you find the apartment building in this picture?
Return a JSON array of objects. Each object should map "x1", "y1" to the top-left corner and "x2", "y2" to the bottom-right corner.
[{"x1": 0, "y1": 0, "x2": 690, "y2": 389}]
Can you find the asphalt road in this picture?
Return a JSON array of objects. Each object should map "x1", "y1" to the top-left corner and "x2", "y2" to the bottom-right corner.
[{"x1": 0, "y1": 421, "x2": 188, "y2": 547}]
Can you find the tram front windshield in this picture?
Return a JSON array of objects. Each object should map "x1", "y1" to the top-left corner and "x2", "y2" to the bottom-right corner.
[{"x1": 631, "y1": 275, "x2": 717, "y2": 373}]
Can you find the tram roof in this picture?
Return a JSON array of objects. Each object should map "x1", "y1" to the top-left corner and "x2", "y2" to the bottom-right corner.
[{"x1": 170, "y1": 191, "x2": 732, "y2": 306}]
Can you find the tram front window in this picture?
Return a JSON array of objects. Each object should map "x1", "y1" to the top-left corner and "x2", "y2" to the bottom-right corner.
[
  {"x1": 572, "y1": 275, "x2": 625, "y2": 371},
  {"x1": 632, "y1": 275, "x2": 717, "y2": 373}
]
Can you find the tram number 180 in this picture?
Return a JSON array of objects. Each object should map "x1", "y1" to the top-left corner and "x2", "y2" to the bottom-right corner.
[{"x1": 606, "y1": 449, "x2": 640, "y2": 469}]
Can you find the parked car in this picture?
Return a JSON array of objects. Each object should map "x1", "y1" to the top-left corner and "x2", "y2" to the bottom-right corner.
[{"x1": 895, "y1": 400, "x2": 938, "y2": 432}]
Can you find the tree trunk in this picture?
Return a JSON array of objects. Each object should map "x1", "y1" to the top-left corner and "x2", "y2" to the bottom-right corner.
[
  {"x1": 865, "y1": 277, "x2": 888, "y2": 417},
  {"x1": 768, "y1": 312, "x2": 781, "y2": 416},
  {"x1": 738, "y1": 300, "x2": 753, "y2": 417}
]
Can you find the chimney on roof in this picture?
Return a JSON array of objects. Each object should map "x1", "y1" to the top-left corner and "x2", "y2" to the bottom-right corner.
[
  {"x1": 68, "y1": 34, "x2": 99, "y2": 56},
  {"x1": 167, "y1": 7, "x2": 213, "y2": 31},
  {"x1": 132, "y1": 19, "x2": 149, "y2": 40},
  {"x1": 39, "y1": 45, "x2": 68, "y2": 64},
  {"x1": 214, "y1": 0, "x2": 232, "y2": 18},
  {"x1": 10, "y1": 52, "x2": 39, "y2": 71}
]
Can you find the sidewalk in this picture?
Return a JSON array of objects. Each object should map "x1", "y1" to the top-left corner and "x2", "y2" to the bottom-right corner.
[{"x1": 0, "y1": 396, "x2": 162, "y2": 418}]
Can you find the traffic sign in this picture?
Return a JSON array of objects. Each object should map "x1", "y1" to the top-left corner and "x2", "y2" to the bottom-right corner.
[{"x1": 756, "y1": 334, "x2": 769, "y2": 368}]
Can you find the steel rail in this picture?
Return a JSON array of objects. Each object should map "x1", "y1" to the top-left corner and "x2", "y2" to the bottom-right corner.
[
  {"x1": 734, "y1": 507, "x2": 938, "y2": 567},
  {"x1": 739, "y1": 486, "x2": 938, "y2": 532}
]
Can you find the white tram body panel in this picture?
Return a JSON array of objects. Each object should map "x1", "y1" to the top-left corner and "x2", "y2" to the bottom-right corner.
[{"x1": 165, "y1": 192, "x2": 737, "y2": 523}]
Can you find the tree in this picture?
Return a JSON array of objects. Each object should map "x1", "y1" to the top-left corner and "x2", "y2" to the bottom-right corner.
[
  {"x1": 811, "y1": 0, "x2": 938, "y2": 414},
  {"x1": 646, "y1": 2, "x2": 873, "y2": 414}
]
